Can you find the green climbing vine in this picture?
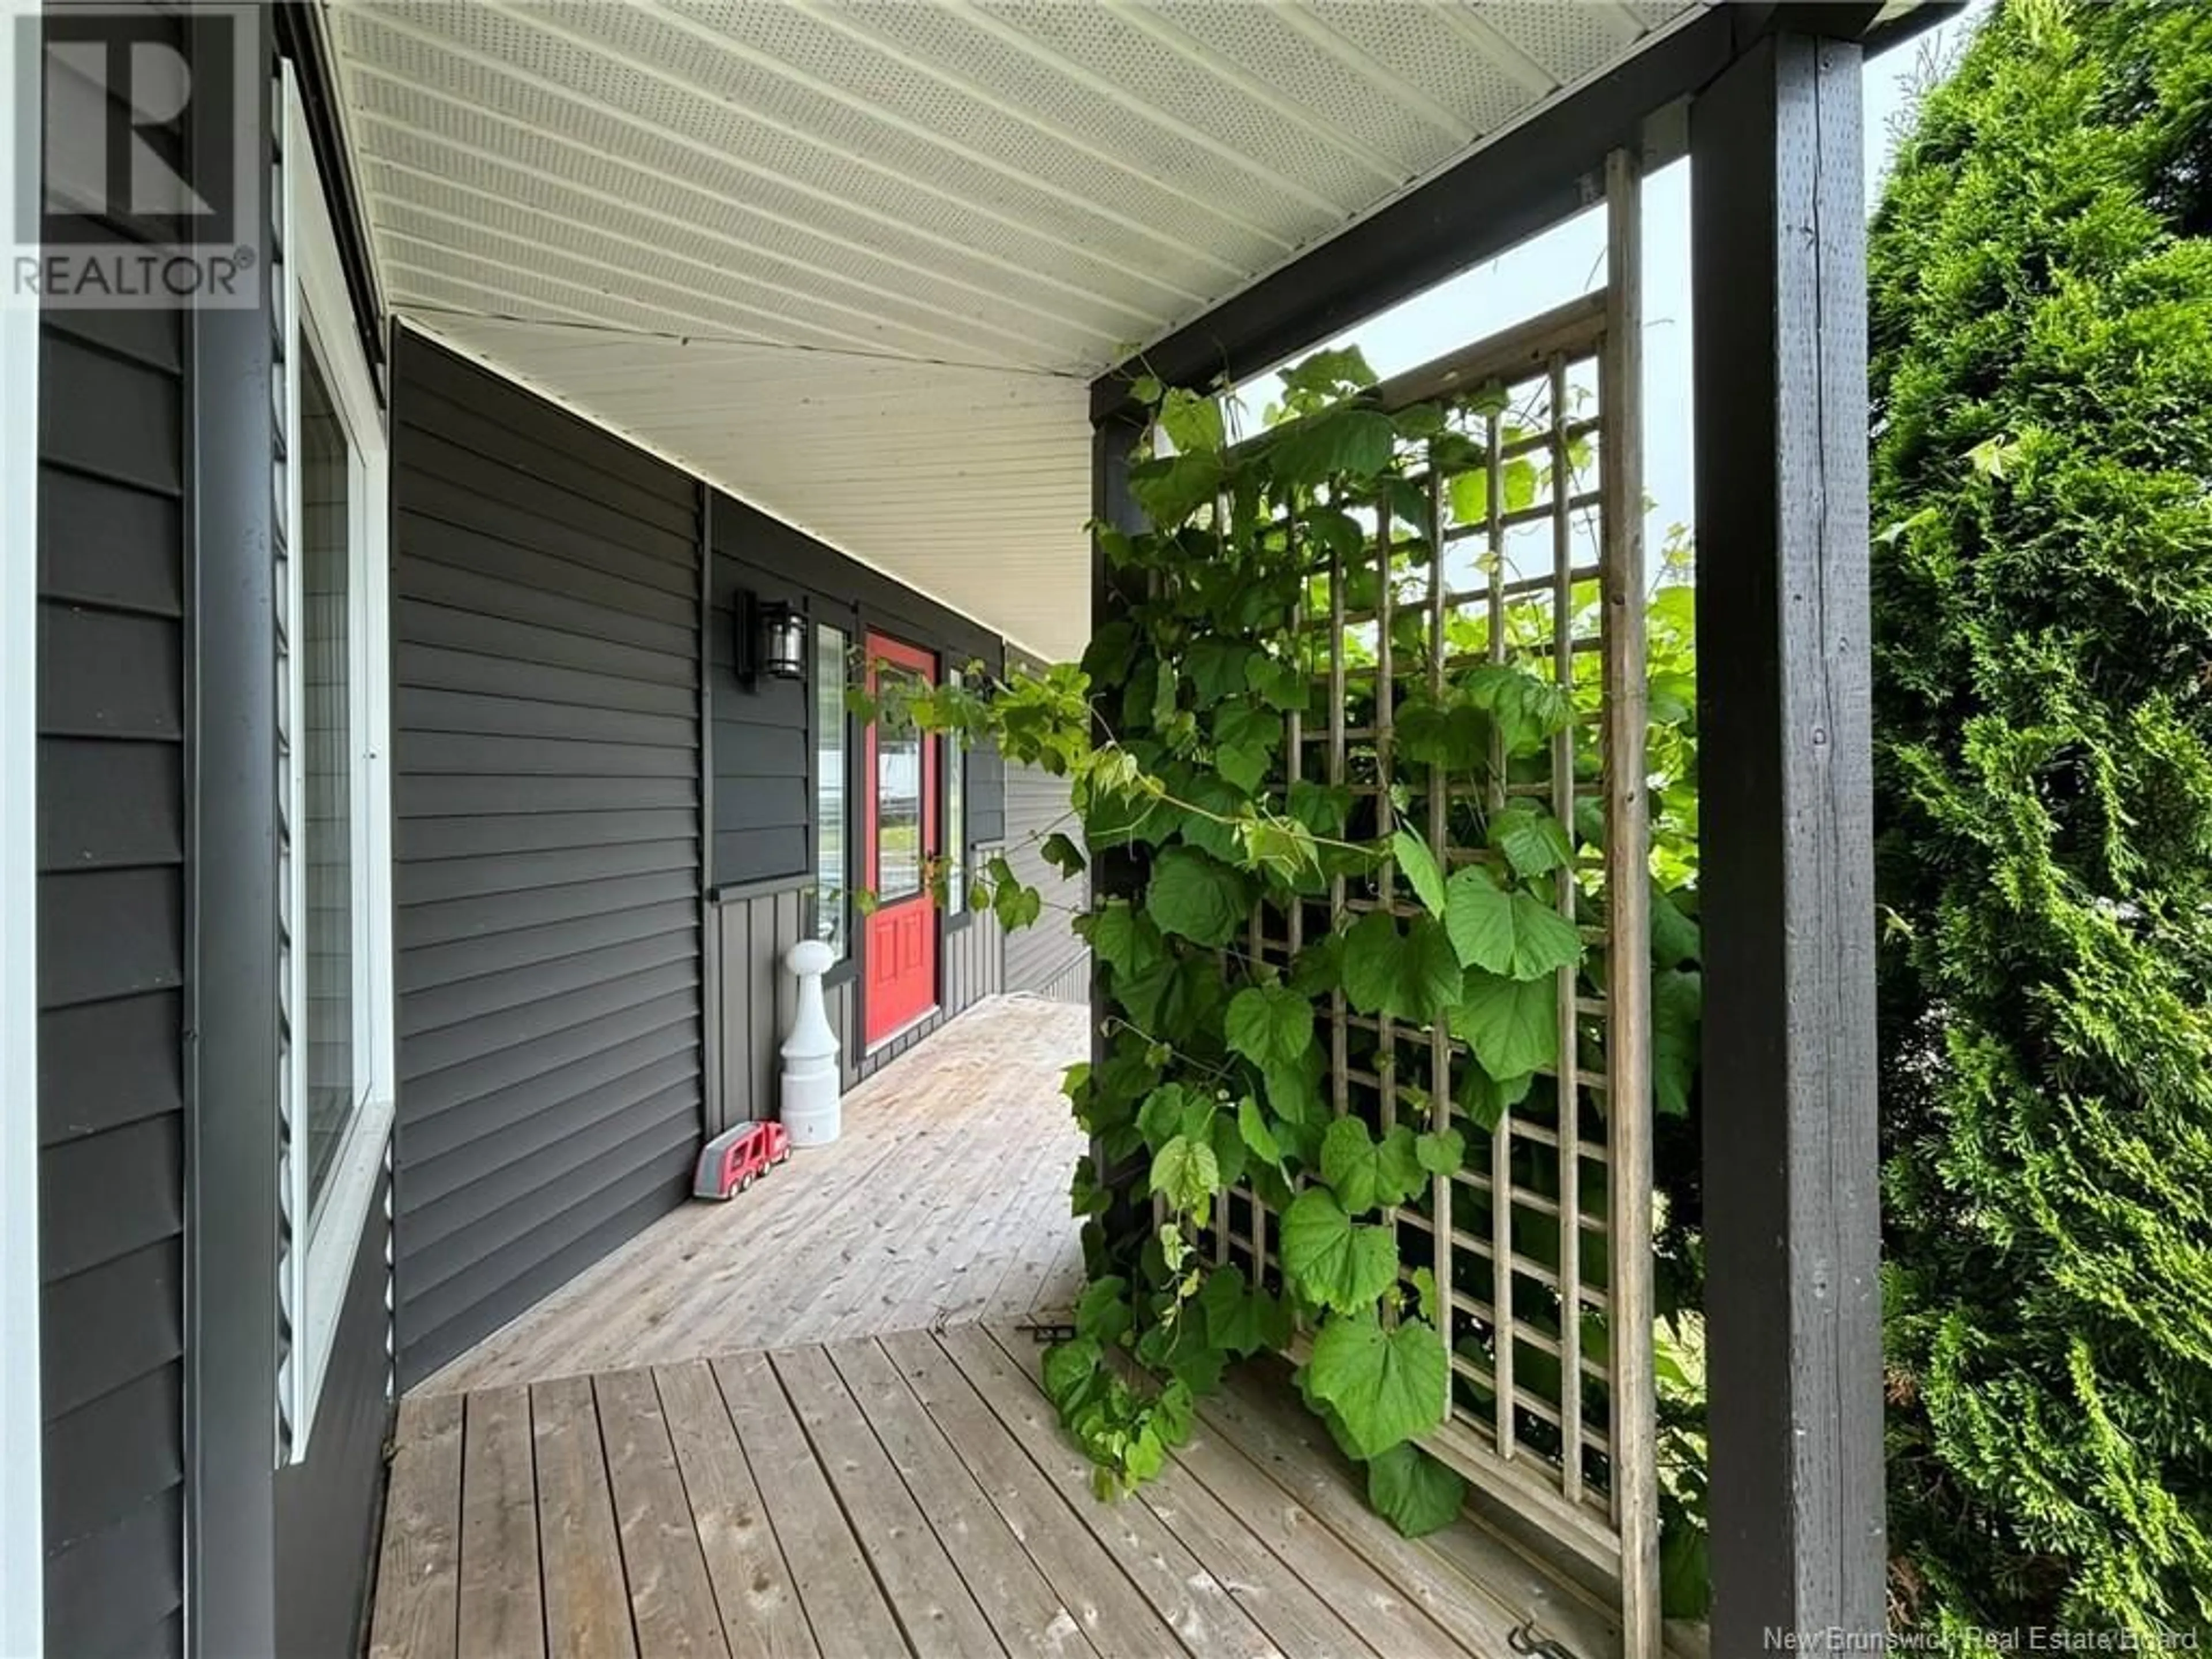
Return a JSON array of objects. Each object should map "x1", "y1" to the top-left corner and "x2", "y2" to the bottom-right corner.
[{"x1": 857, "y1": 346, "x2": 1707, "y2": 1572}]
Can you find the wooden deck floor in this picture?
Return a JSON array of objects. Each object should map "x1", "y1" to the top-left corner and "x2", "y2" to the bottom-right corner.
[
  {"x1": 419, "y1": 995, "x2": 1092, "y2": 1395},
  {"x1": 370, "y1": 1324, "x2": 1627, "y2": 1659}
]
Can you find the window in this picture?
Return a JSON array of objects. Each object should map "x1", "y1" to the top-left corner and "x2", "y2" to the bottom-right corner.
[
  {"x1": 945, "y1": 669, "x2": 965, "y2": 915},
  {"x1": 279, "y1": 71, "x2": 392, "y2": 1461},
  {"x1": 814, "y1": 621, "x2": 849, "y2": 957},
  {"x1": 873, "y1": 661, "x2": 927, "y2": 904}
]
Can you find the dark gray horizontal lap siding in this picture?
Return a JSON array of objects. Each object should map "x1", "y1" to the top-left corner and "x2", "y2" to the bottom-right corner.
[
  {"x1": 391, "y1": 334, "x2": 703, "y2": 1387},
  {"x1": 1003, "y1": 764, "x2": 1090, "y2": 1003},
  {"x1": 36, "y1": 297, "x2": 187, "y2": 1653}
]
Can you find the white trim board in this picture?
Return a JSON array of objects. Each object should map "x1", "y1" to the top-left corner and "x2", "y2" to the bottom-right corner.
[{"x1": 1, "y1": 0, "x2": 46, "y2": 1647}]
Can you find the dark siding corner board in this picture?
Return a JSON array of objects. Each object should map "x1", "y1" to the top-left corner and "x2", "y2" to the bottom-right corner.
[
  {"x1": 390, "y1": 333, "x2": 703, "y2": 1387},
  {"x1": 35, "y1": 248, "x2": 189, "y2": 1658}
]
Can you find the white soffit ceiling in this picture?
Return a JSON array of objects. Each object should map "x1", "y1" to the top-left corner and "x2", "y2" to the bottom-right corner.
[{"x1": 327, "y1": 0, "x2": 1699, "y2": 661}]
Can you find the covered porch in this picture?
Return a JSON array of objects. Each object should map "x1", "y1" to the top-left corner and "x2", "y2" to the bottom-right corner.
[
  {"x1": 414, "y1": 995, "x2": 1092, "y2": 1394},
  {"x1": 294, "y1": 0, "x2": 1941, "y2": 1653}
]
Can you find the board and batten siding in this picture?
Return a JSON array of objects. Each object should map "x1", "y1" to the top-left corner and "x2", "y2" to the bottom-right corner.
[
  {"x1": 707, "y1": 874, "x2": 1007, "y2": 1131},
  {"x1": 389, "y1": 333, "x2": 704, "y2": 1387},
  {"x1": 35, "y1": 271, "x2": 190, "y2": 1653}
]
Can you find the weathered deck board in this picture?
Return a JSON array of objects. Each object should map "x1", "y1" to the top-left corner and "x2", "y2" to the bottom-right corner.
[
  {"x1": 711, "y1": 1350, "x2": 910, "y2": 1659},
  {"x1": 532, "y1": 1374, "x2": 641, "y2": 1659},
  {"x1": 827, "y1": 1339, "x2": 1100, "y2": 1659},
  {"x1": 418, "y1": 997, "x2": 1090, "y2": 1395},
  {"x1": 878, "y1": 1328, "x2": 1199, "y2": 1659},
  {"x1": 370, "y1": 1393, "x2": 464, "y2": 1659},
  {"x1": 971, "y1": 1328, "x2": 1375, "y2": 1659},
  {"x1": 457, "y1": 1387, "x2": 545, "y2": 1659},
  {"x1": 595, "y1": 1369, "x2": 730, "y2": 1659},
  {"x1": 1200, "y1": 1359, "x2": 1575, "y2": 1657},
  {"x1": 376, "y1": 1324, "x2": 1600, "y2": 1659},
  {"x1": 653, "y1": 1360, "x2": 817, "y2": 1659},
  {"x1": 933, "y1": 1324, "x2": 1290, "y2": 1659},
  {"x1": 768, "y1": 1345, "x2": 1007, "y2": 1658}
]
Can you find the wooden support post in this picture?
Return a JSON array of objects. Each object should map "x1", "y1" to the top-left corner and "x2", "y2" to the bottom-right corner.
[
  {"x1": 1691, "y1": 28, "x2": 1885, "y2": 1650},
  {"x1": 1599, "y1": 148, "x2": 1660, "y2": 1659}
]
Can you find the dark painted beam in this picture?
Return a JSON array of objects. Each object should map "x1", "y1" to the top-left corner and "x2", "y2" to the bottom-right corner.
[
  {"x1": 1691, "y1": 27, "x2": 1885, "y2": 1650},
  {"x1": 187, "y1": 6, "x2": 279, "y2": 1652}
]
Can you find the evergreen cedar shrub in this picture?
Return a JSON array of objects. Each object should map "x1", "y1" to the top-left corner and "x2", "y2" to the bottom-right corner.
[{"x1": 1868, "y1": 0, "x2": 2212, "y2": 1638}]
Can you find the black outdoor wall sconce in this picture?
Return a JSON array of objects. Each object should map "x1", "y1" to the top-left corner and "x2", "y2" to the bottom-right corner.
[{"x1": 736, "y1": 589, "x2": 806, "y2": 683}]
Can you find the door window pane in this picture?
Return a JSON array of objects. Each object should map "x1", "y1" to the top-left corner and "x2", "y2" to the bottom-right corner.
[
  {"x1": 875, "y1": 662, "x2": 925, "y2": 903},
  {"x1": 815, "y1": 623, "x2": 848, "y2": 956},
  {"x1": 300, "y1": 344, "x2": 354, "y2": 1211}
]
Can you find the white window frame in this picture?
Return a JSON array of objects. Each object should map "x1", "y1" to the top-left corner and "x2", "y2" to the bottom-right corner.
[
  {"x1": 1, "y1": 2, "x2": 45, "y2": 1642},
  {"x1": 815, "y1": 619, "x2": 850, "y2": 959},
  {"x1": 280, "y1": 71, "x2": 393, "y2": 1462}
]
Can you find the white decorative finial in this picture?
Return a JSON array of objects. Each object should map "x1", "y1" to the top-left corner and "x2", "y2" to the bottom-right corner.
[{"x1": 780, "y1": 938, "x2": 843, "y2": 1145}]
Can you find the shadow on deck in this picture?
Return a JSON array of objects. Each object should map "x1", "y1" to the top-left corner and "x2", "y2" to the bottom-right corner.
[
  {"x1": 415, "y1": 994, "x2": 1093, "y2": 1396},
  {"x1": 369, "y1": 1323, "x2": 1628, "y2": 1659}
]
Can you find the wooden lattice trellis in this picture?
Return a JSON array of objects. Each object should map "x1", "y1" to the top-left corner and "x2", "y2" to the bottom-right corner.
[{"x1": 1193, "y1": 154, "x2": 1659, "y2": 1655}]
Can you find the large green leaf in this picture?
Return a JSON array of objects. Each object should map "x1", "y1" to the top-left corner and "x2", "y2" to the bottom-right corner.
[
  {"x1": 1287, "y1": 779, "x2": 1351, "y2": 839},
  {"x1": 1211, "y1": 699, "x2": 1281, "y2": 794},
  {"x1": 1456, "y1": 1064, "x2": 1533, "y2": 1134},
  {"x1": 1366, "y1": 1443, "x2": 1467, "y2": 1539},
  {"x1": 1450, "y1": 969, "x2": 1559, "y2": 1080},
  {"x1": 1319, "y1": 1117, "x2": 1426, "y2": 1215},
  {"x1": 1149, "y1": 1134, "x2": 1219, "y2": 1213},
  {"x1": 1157, "y1": 387, "x2": 1224, "y2": 455},
  {"x1": 1137, "y1": 1083, "x2": 1207, "y2": 1152},
  {"x1": 1279, "y1": 344, "x2": 1377, "y2": 400},
  {"x1": 1085, "y1": 900, "x2": 1156, "y2": 979},
  {"x1": 1040, "y1": 832, "x2": 1088, "y2": 877},
  {"x1": 1198, "y1": 1265, "x2": 1291, "y2": 1357},
  {"x1": 1306, "y1": 1312, "x2": 1449, "y2": 1460},
  {"x1": 1185, "y1": 637, "x2": 1256, "y2": 705},
  {"x1": 1146, "y1": 848, "x2": 1250, "y2": 947},
  {"x1": 1280, "y1": 1190, "x2": 1397, "y2": 1313},
  {"x1": 1487, "y1": 801, "x2": 1574, "y2": 878},
  {"x1": 1074, "y1": 1276, "x2": 1132, "y2": 1347},
  {"x1": 1414, "y1": 1128, "x2": 1465, "y2": 1176},
  {"x1": 1444, "y1": 866, "x2": 1583, "y2": 981},
  {"x1": 1237, "y1": 1096, "x2": 1285, "y2": 1169},
  {"x1": 1270, "y1": 406, "x2": 1397, "y2": 484},
  {"x1": 1652, "y1": 891, "x2": 1702, "y2": 969},
  {"x1": 1341, "y1": 911, "x2": 1463, "y2": 1022},
  {"x1": 1225, "y1": 983, "x2": 1315, "y2": 1070},
  {"x1": 1245, "y1": 654, "x2": 1309, "y2": 713},
  {"x1": 1391, "y1": 828, "x2": 1447, "y2": 917},
  {"x1": 1653, "y1": 968, "x2": 1701, "y2": 1118},
  {"x1": 1041, "y1": 1336, "x2": 1103, "y2": 1412},
  {"x1": 1128, "y1": 450, "x2": 1226, "y2": 524}
]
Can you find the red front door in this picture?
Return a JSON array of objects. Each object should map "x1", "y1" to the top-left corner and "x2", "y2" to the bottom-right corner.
[{"x1": 863, "y1": 634, "x2": 939, "y2": 1046}]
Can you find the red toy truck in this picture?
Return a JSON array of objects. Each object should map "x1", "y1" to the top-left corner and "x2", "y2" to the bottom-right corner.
[{"x1": 692, "y1": 1119, "x2": 792, "y2": 1200}]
